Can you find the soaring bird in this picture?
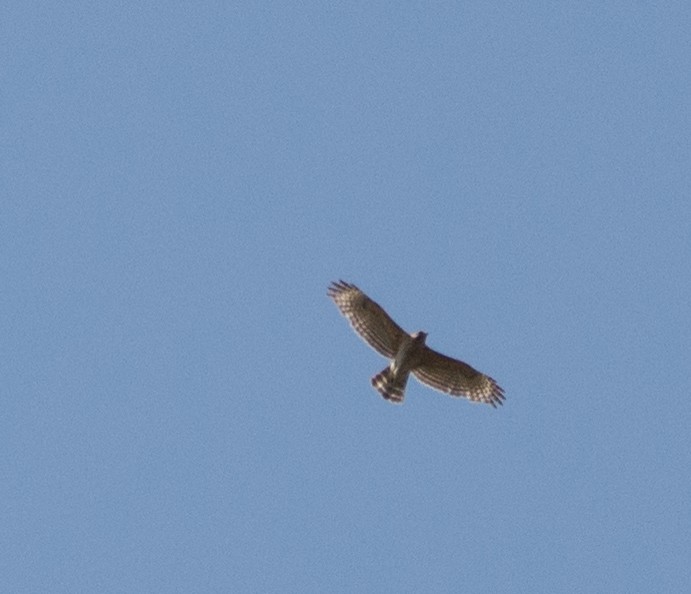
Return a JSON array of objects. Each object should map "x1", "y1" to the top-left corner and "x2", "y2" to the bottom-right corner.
[{"x1": 328, "y1": 280, "x2": 505, "y2": 407}]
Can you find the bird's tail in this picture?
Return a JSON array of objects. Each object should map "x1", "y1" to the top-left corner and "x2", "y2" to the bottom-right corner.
[{"x1": 371, "y1": 366, "x2": 408, "y2": 404}]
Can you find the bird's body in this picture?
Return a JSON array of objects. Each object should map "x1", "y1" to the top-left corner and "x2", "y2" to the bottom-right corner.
[
  {"x1": 372, "y1": 331, "x2": 427, "y2": 403},
  {"x1": 328, "y1": 280, "x2": 504, "y2": 407}
]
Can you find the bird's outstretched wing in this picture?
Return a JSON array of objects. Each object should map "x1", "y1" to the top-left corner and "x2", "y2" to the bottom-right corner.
[
  {"x1": 328, "y1": 280, "x2": 408, "y2": 359},
  {"x1": 413, "y1": 346, "x2": 505, "y2": 407}
]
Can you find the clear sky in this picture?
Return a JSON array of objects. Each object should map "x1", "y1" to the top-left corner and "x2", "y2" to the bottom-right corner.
[{"x1": 3, "y1": 2, "x2": 690, "y2": 592}]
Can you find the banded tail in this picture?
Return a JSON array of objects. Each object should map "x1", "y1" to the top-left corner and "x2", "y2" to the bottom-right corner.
[{"x1": 371, "y1": 366, "x2": 409, "y2": 404}]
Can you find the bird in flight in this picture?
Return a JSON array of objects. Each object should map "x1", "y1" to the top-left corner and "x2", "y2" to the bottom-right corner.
[{"x1": 328, "y1": 280, "x2": 505, "y2": 407}]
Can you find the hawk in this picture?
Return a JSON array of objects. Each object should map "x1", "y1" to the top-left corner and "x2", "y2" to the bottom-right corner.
[{"x1": 328, "y1": 280, "x2": 505, "y2": 407}]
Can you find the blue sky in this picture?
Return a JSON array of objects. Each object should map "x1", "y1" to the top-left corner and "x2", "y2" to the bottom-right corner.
[{"x1": 3, "y1": 2, "x2": 690, "y2": 592}]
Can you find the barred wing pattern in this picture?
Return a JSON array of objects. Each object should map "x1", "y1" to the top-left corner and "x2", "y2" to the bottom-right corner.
[
  {"x1": 413, "y1": 347, "x2": 505, "y2": 408},
  {"x1": 327, "y1": 280, "x2": 407, "y2": 358}
]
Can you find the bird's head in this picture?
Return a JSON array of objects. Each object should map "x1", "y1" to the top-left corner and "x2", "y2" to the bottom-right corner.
[{"x1": 412, "y1": 331, "x2": 428, "y2": 344}]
